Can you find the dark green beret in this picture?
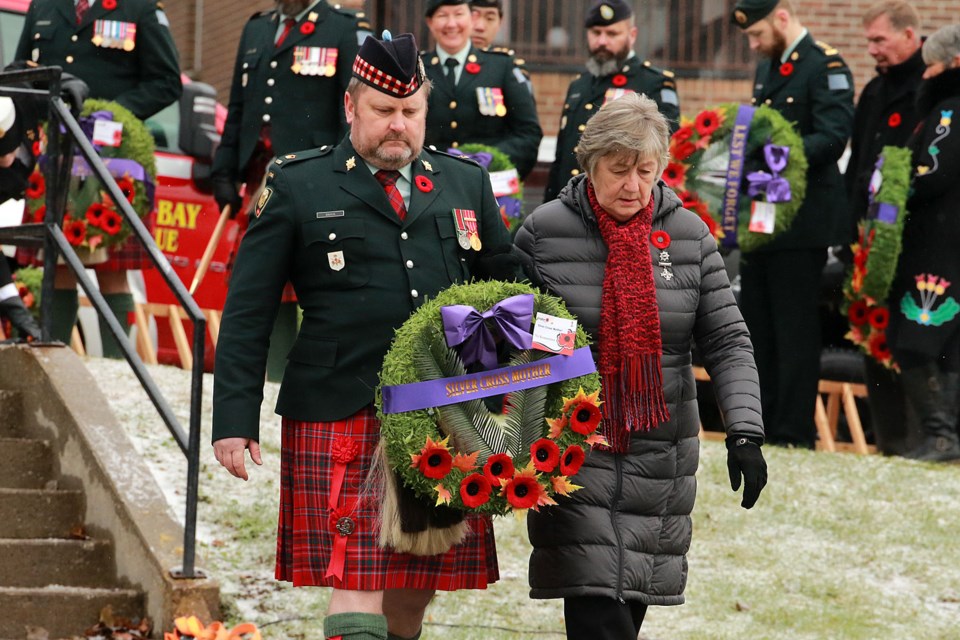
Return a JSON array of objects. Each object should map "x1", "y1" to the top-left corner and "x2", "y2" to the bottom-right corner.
[
  {"x1": 470, "y1": 0, "x2": 503, "y2": 11},
  {"x1": 584, "y1": 0, "x2": 633, "y2": 28},
  {"x1": 425, "y1": 0, "x2": 469, "y2": 17},
  {"x1": 731, "y1": 0, "x2": 778, "y2": 28}
]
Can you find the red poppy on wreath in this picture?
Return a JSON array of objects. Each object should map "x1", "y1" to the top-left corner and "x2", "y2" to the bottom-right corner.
[
  {"x1": 559, "y1": 445, "x2": 585, "y2": 476},
  {"x1": 102, "y1": 0, "x2": 117, "y2": 9},
  {"x1": 300, "y1": 21, "x2": 315, "y2": 35},
  {"x1": 888, "y1": 112, "x2": 902, "y2": 128},
  {"x1": 779, "y1": 62, "x2": 794, "y2": 77},
  {"x1": 694, "y1": 109, "x2": 721, "y2": 137},
  {"x1": 331, "y1": 435, "x2": 359, "y2": 464},
  {"x1": 503, "y1": 474, "x2": 541, "y2": 510},
  {"x1": 557, "y1": 330, "x2": 576, "y2": 350},
  {"x1": 482, "y1": 453, "x2": 515, "y2": 487},
  {"x1": 612, "y1": 74, "x2": 627, "y2": 87},
  {"x1": 459, "y1": 473, "x2": 492, "y2": 508},
  {"x1": 465, "y1": 62, "x2": 481, "y2": 74},
  {"x1": 85, "y1": 202, "x2": 107, "y2": 226},
  {"x1": 847, "y1": 299, "x2": 869, "y2": 326},
  {"x1": 651, "y1": 230, "x2": 671, "y2": 250},
  {"x1": 117, "y1": 177, "x2": 136, "y2": 203},
  {"x1": 530, "y1": 438, "x2": 560, "y2": 473},
  {"x1": 26, "y1": 172, "x2": 44, "y2": 199},
  {"x1": 31, "y1": 205, "x2": 46, "y2": 223},
  {"x1": 568, "y1": 401, "x2": 602, "y2": 435},
  {"x1": 671, "y1": 140, "x2": 697, "y2": 162},
  {"x1": 100, "y1": 209, "x2": 124, "y2": 235},
  {"x1": 64, "y1": 216, "x2": 87, "y2": 246},
  {"x1": 868, "y1": 306, "x2": 890, "y2": 330},
  {"x1": 415, "y1": 175, "x2": 433, "y2": 193},
  {"x1": 868, "y1": 330, "x2": 891, "y2": 361},
  {"x1": 412, "y1": 437, "x2": 453, "y2": 480},
  {"x1": 662, "y1": 161, "x2": 686, "y2": 188},
  {"x1": 32, "y1": 141, "x2": 41, "y2": 156},
  {"x1": 672, "y1": 124, "x2": 694, "y2": 145}
]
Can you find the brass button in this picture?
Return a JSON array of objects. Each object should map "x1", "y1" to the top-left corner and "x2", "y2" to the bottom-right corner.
[
  {"x1": 267, "y1": 78, "x2": 275, "y2": 86},
  {"x1": 262, "y1": 114, "x2": 271, "y2": 122},
  {"x1": 764, "y1": 98, "x2": 772, "y2": 105},
  {"x1": 65, "y1": 55, "x2": 74, "y2": 63},
  {"x1": 571, "y1": 169, "x2": 580, "y2": 176},
  {"x1": 400, "y1": 232, "x2": 409, "y2": 240},
  {"x1": 449, "y1": 101, "x2": 457, "y2": 109},
  {"x1": 71, "y1": 35, "x2": 78, "y2": 42},
  {"x1": 786, "y1": 96, "x2": 794, "y2": 103},
  {"x1": 264, "y1": 96, "x2": 273, "y2": 104},
  {"x1": 405, "y1": 260, "x2": 414, "y2": 268},
  {"x1": 328, "y1": 233, "x2": 337, "y2": 241},
  {"x1": 584, "y1": 103, "x2": 593, "y2": 110},
  {"x1": 270, "y1": 60, "x2": 278, "y2": 69},
  {"x1": 450, "y1": 121, "x2": 457, "y2": 129},
  {"x1": 411, "y1": 289, "x2": 419, "y2": 298},
  {"x1": 578, "y1": 124, "x2": 586, "y2": 132},
  {"x1": 451, "y1": 141, "x2": 459, "y2": 148}
]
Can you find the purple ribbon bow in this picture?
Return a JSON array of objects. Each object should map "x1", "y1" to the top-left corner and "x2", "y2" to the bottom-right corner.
[
  {"x1": 448, "y1": 147, "x2": 493, "y2": 169},
  {"x1": 498, "y1": 196, "x2": 522, "y2": 219},
  {"x1": 77, "y1": 110, "x2": 115, "y2": 148},
  {"x1": 747, "y1": 143, "x2": 792, "y2": 203},
  {"x1": 441, "y1": 293, "x2": 534, "y2": 370}
]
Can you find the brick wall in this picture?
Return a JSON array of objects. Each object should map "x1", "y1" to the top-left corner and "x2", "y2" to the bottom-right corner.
[{"x1": 166, "y1": 1, "x2": 952, "y2": 134}]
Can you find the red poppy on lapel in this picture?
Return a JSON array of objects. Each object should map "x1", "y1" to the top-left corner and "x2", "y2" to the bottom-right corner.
[
  {"x1": 651, "y1": 230, "x2": 671, "y2": 249},
  {"x1": 465, "y1": 62, "x2": 481, "y2": 74},
  {"x1": 888, "y1": 112, "x2": 902, "y2": 128},
  {"x1": 779, "y1": 62, "x2": 794, "y2": 76},
  {"x1": 300, "y1": 21, "x2": 315, "y2": 35},
  {"x1": 102, "y1": 0, "x2": 117, "y2": 9},
  {"x1": 612, "y1": 74, "x2": 627, "y2": 87},
  {"x1": 415, "y1": 175, "x2": 433, "y2": 192}
]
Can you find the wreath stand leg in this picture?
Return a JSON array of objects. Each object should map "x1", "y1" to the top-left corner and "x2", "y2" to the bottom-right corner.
[{"x1": 376, "y1": 445, "x2": 468, "y2": 556}]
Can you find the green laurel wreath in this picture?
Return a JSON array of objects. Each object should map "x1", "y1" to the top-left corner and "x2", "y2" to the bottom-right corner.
[
  {"x1": 456, "y1": 143, "x2": 524, "y2": 233},
  {"x1": 376, "y1": 280, "x2": 601, "y2": 515}
]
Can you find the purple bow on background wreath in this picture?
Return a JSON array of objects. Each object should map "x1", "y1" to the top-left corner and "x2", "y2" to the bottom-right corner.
[
  {"x1": 448, "y1": 147, "x2": 493, "y2": 169},
  {"x1": 441, "y1": 293, "x2": 534, "y2": 370},
  {"x1": 866, "y1": 155, "x2": 898, "y2": 223},
  {"x1": 76, "y1": 110, "x2": 115, "y2": 149},
  {"x1": 747, "y1": 143, "x2": 792, "y2": 203}
]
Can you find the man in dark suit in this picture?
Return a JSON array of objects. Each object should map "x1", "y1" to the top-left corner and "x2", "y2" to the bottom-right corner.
[
  {"x1": 212, "y1": 0, "x2": 363, "y2": 381},
  {"x1": 544, "y1": 0, "x2": 680, "y2": 203},
  {"x1": 421, "y1": 0, "x2": 542, "y2": 179},
  {"x1": 733, "y1": 0, "x2": 854, "y2": 448},
  {"x1": 213, "y1": 32, "x2": 514, "y2": 640},
  {"x1": 846, "y1": 1, "x2": 926, "y2": 456},
  {"x1": 15, "y1": 0, "x2": 182, "y2": 356}
]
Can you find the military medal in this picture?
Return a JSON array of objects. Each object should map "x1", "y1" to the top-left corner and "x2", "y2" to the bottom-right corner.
[
  {"x1": 476, "y1": 87, "x2": 506, "y2": 117},
  {"x1": 292, "y1": 46, "x2": 337, "y2": 76},
  {"x1": 452, "y1": 209, "x2": 481, "y2": 251},
  {"x1": 92, "y1": 20, "x2": 136, "y2": 50},
  {"x1": 328, "y1": 251, "x2": 345, "y2": 272}
]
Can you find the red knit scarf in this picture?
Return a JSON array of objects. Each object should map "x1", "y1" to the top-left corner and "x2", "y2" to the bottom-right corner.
[{"x1": 588, "y1": 180, "x2": 669, "y2": 452}]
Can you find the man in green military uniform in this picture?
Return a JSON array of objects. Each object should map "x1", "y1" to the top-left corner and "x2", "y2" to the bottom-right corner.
[
  {"x1": 544, "y1": 0, "x2": 680, "y2": 203},
  {"x1": 734, "y1": 0, "x2": 854, "y2": 448},
  {"x1": 15, "y1": 0, "x2": 182, "y2": 357},
  {"x1": 16, "y1": 0, "x2": 181, "y2": 121},
  {"x1": 421, "y1": 0, "x2": 542, "y2": 179},
  {"x1": 213, "y1": 32, "x2": 515, "y2": 640}
]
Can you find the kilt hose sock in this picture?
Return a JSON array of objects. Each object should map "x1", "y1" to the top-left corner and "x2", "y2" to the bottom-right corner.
[
  {"x1": 50, "y1": 288, "x2": 79, "y2": 344},
  {"x1": 324, "y1": 612, "x2": 388, "y2": 640},
  {"x1": 100, "y1": 292, "x2": 134, "y2": 359}
]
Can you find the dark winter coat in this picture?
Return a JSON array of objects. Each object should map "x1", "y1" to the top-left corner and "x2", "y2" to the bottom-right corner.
[
  {"x1": 887, "y1": 67, "x2": 960, "y2": 362},
  {"x1": 514, "y1": 174, "x2": 763, "y2": 605}
]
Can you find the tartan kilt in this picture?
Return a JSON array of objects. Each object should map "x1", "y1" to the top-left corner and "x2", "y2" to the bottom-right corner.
[
  {"x1": 16, "y1": 210, "x2": 156, "y2": 272},
  {"x1": 276, "y1": 407, "x2": 499, "y2": 590}
]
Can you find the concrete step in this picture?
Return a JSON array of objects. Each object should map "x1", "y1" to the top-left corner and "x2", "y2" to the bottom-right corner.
[
  {"x1": 0, "y1": 538, "x2": 116, "y2": 588},
  {"x1": 0, "y1": 585, "x2": 143, "y2": 637},
  {"x1": 0, "y1": 389, "x2": 23, "y2": 437},
  {"x1": 0, "y1": 438, "x2": 55, "y2": 489},
  {"x1": 0, "y1": 488, "x2": 83, "y2": 539}
]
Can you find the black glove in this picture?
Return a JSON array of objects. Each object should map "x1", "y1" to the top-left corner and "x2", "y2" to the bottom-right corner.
[
  {"x1": 726, "y1": 436, "x2": 767, "y2": 509},
  {"x1": 0, "y1": 297, "x2": 41, "y2": 342},
  {"x1": 59, "y1": 72, "x2": 89, "y2": 114},
  {"x1": 212, "y1": 176, "x2": 242, "y2": 216}
]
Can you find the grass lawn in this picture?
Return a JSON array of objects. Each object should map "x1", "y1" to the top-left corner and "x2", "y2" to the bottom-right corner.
[{"x1": 87, "y1": 358, "x2": 960, "y2": 639}]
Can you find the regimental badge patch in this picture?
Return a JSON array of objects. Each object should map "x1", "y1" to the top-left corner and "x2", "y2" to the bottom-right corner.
[
  {"x1": 256, "y1": 187, "x2": 272, "y2": 218},
  {"x1": 328, "y1": 250, "x2": 345, "y2": 271}
]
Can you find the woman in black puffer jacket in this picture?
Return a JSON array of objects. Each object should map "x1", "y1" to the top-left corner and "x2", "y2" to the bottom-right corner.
[{"x1": 514, "y1": 93, "x2": 766, "y2": 639}]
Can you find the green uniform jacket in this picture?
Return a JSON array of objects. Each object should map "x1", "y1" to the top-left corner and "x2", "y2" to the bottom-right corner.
[
  {"x1": 16, "y1": 0, "x2": 181, "y2": 120},
  {"x1": 212, "y1": 139, "x2": 513, "y2": 442},
  {"x1": 750, "y1": 34, "x2": 854, "y2": 250},
  {"x1": 211, "y1": 2, "x2": 361, "y2": 182},
  {"x1": 544, "y1": 55, "x2": 681, "y2": 203},
  {"x1": 422, "y1": 45, "x2": 543, "y2": 179}
]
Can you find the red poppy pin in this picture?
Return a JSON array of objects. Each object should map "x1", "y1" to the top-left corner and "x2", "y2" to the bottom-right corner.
[
  {"x1": 779, "y1": 62, "x2": 794, "y2": 77},
  {"x1": 612, "y1": 74, "x2": 627, "y2": 87},
  {"x1": 300, "y1": 21, "x2": 315, "y2": 35},
  {"x1": 651, "y1": 230, "x2": 671, "y2": 249},
  {"x1": 465, "y1": 62, "x2": 481, "y2": 74},
  {"x1": 415, "y1": 175, "x2": 433, "y2": 192},
  {"x1": 102, "y1": 0, "x2": 117, "y2": 9},
  {"x1": 888, "y1": 112, "x2": 902, "y2": 128}
]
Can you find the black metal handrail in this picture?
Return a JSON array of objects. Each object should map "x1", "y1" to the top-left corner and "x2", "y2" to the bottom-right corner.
[{"x1": 0, "y1": 67, "x2": 205, "y2": 578}]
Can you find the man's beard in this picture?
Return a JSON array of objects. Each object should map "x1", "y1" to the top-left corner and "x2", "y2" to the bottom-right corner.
[
  {"x1": 276, "y1": 0, "x2": 309, "y2": 15},
  {"x1": 761, "y1": 28, "x2": 788, "y2": 60},
  {"x1": 586, "y1": 45, "x2": 631, "y2": 77},
  {"x1": 353, "y1": 134, "x2": 421, "y2": 171}
]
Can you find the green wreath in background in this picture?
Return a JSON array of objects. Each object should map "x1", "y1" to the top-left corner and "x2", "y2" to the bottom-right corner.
[
  {"x1": 453, "y1": 144, "x2": 524, "y2": 233},
  {"x1": 666, "y1": 103, "x2": 807, "y2": 253}
]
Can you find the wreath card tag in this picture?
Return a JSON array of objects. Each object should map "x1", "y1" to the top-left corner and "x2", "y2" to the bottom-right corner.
[
  {"x1": 749, "y1": 201, "x2": 776, "y2": 234},
  {"x1": 92, "y1": 119, "x2": 123, "y2": 147},
  {"x1": 532, "y1": 312, "x2": 577, "y2": 356}
]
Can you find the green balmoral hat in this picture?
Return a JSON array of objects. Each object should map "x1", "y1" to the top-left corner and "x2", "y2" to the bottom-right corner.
[{"x1": 731, "y1": 0, "x2": 779, "y2": 28}]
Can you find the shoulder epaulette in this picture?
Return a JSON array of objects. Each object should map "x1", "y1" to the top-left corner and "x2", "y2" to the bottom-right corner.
[
  {"x1": 485, "y1": 47, "x2": 515, "y2": 57},
  {"x1": 273, "y1": 146, "x2": 331, "y2": 168},
  {"x1": 640, "y1": 59, "x2": 675, "y2": 79},
  {"x1": 426, "y1": 147, "x2": 486, "y2": 166},
  {"x1": 815, "y1": 40, "x2": 840, "y2": 56}
]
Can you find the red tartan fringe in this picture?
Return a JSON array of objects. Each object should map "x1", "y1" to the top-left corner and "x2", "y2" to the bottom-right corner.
[{"x1": 600, "y1": 353, "x2": 670, "y2": 452}]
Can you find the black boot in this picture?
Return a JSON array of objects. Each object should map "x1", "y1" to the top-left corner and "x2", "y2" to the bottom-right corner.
[
  {"x1": 0, "y1": 296, "x2": 41, "y2": 341},
  {"x1": 902, "y1": 365, "x2": 960, "y2": 463}
]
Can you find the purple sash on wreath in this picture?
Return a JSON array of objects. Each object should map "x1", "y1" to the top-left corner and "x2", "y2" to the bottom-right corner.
[{"x1": 720, "y1": 105, "x2": 756, "y2": 248}]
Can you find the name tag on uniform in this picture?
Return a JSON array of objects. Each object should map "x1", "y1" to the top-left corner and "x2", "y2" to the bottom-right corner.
[
  {"x1": 316, "y1": 210, "x2": 344, "y2": 219},
  {"x1": 92, "y1": 20, "x2": 137, "y2": 51},
  {"x1": 292, "y1": 46, "x2": 338, "y2": 77},
  {"x1": 476, "y1": 87, "x2": 506, "y2": 117}
]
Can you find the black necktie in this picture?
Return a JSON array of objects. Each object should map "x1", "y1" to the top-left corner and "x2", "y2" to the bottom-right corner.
[{"x1": 444, "y1": 58, "x2": 460, "y2": 89}]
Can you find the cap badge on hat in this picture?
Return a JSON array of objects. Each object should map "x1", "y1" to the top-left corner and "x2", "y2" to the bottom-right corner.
[
  {"x1": 734, "y1": 9, "x2": 747, "y2": 24},
  {"x1": 600, "y1": 4, "x2": 614, "y2": 20}
]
